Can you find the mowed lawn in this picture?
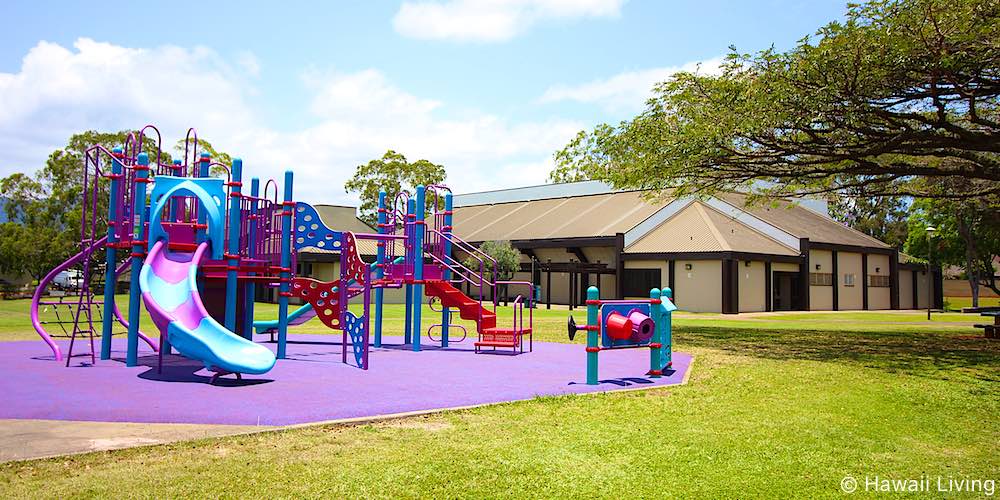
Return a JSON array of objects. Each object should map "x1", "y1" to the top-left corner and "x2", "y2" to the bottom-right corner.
[{"x1": 0, "y1": 296, "x2": 998, "y2": 497}]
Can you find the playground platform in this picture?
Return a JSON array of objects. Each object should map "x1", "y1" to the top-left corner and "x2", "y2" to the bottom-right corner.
[{"x1": 2, "y1": 336, "x2": 691, "y2": 427}]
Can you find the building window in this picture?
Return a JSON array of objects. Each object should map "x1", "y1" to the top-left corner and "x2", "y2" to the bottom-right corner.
[
  {"x1": 623, "y1": 268, "x2": 661, "y2": 297},
  {"x1": 809, "y1": 272, "x2": 833, "y2": 286},
  {"x1": 844, "y1": 273, "x2": 856, "y2": 287},
  {"x1": 868, "y1": 275, "x2": 891, "y2": 288}
]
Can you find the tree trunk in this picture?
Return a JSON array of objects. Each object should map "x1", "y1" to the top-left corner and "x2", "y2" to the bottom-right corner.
[{"x1": 955, "y1": 216, "x2": 981, "y2": 308}]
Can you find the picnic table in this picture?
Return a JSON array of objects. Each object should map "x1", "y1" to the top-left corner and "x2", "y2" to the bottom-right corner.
[{"x1": 973, "y1": 311, "x2": 999, "y2": 339}]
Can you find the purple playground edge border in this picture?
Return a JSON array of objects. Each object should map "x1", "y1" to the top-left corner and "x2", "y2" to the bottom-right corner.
[{"x1": 3, "y1": 336, "x2": 691, "y2": 427}]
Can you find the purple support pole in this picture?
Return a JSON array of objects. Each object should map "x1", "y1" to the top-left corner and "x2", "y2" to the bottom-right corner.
[{"x1": 100, "y1": 148, "x2": 123, "y2": 359}]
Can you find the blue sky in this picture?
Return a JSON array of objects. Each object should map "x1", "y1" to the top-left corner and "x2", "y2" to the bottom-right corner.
[{"x1": 0, "y1": 1, "x2": 847, "y2": 204}]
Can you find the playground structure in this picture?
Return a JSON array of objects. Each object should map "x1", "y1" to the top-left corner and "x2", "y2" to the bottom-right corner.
[
  {"x1": 568, "y1": 286, "x2": 676, "y2": 385},
  {"x1": 31, "y1": 124, "x2": 537, "y2": 383}
]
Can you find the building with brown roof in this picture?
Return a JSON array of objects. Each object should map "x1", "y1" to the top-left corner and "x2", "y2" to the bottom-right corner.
[{"x1": 450, "y1": 181, "x2": 942, "y2": 313}]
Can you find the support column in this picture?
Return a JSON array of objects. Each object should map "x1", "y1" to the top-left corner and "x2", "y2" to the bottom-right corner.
[
  {"x1": 832, "y1": 249, "x2": 839, "y2": 311},
  {"x1": 648, "y1": 288, "x2": 662, "y2": 378},
  {"x1": 404, "y1": 198, "x2": 415, "y2": 344},
  {"x1": 668, "y1": 260, "x2": 676, "y2": 304},
  {"x1": 585, "y1": 286, "x2": 599, "y2": 385},
  {"x1": 546, "y1": 260, "x2": 552, "y2": 310},
  {"x1": 243, "y1": 178, "x2": 260, "y2": 338},
  {"x1": 889, "y1": 249, "x2": 900, "y2": 310},
  {"x1": 764, "y1": 261, "x2": 773, "y2": 312},
  {"x1": 276, "y1": 171, "x2": 293, "y2": 359},
  {"x1": 225, "y1": 158, "x2": 243, "y2": 334},
  {"x1": 615, "y1": 233, "x2": 625, "y2": 299},
  {"x1": 861, "y1": 253, "x2": 869, "y2": 310},
  {"x1": 374, "y1": 190, "x2": 387, "y2": 347},
  {"x1": 101, "y1": 148, "x2": 123, "y2": 360},
  {"x1": 411, "y1": 185, "x2": 426, "y2": 352},
  {"x1": 125, "y1": 153, "x2": 150, "y2": 367},
  {"x1": 440, "y1": 192, "x2": 453, "y2": 347},
  {"x1": 798, "y1": 238, "x2": 811, "y2": 311}
]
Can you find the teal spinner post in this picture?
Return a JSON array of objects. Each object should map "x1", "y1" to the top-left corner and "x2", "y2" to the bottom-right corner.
[
  {"x1": 125, "y1": 152, "x2": 151, "y2": 367},
  {"x1": 659, "y1": 287, "x2": 675, "y2": 371},
  {"x1": 374, "y1": 190, "x2": 387, "y2": 347},
  {"x1": 586, "y1": 286, "x2": 600, "y2": 385},
  {"x1": 225, "y1": 158, "x2": 243, "y2": 335},
  {"x1": 648, "y1": 288, "x2": 662, "y2": 377},
  {"x1": 411, "y1": 185, "x2": 426, "y2": 352},
  {"x1": 100, "y1": 148, "x2": 123, "y2": 360},
  {"x1": 440, "y1": 192, "x2": 453, "y2": 347},
  {"x1": 276, "y1": 171, "x2": 294, "y2": 359}
]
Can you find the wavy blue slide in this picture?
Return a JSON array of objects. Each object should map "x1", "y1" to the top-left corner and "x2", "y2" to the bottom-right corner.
[{"x1": 140, "y1": 240, "x2": 276, "y2": 377}]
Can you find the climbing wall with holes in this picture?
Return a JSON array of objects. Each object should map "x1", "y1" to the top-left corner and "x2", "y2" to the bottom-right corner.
[
  {"x1": 293, "y1": 202, "x2": 344, "y2": 252},
  {"x1": 290, "y1": 278, "x2": 343, "y2": 329},
  {"x1": 342, "y1": 311, "x2": 367, "y2": 368}
]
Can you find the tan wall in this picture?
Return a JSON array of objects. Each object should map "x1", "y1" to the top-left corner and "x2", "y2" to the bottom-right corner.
[
  {"x1": 898, "y1": 269, "x2": 914, "y2": 309},
  {"x1": 772, "y1": 262, "x2": 799, "y2": 273},
  {"x1": 837, "y1": 252, "x2": 864, "y2": 310},
  {"x1": 674, "y1": 260, "x2": 722, "y2": 313},
  {"x1": 867, "y1": 254, "x2": 891, "y2": 310},
  {"x1": 738, "y1": 260, "x2": 766, "y2": 312},
  {"x1": 810, "y1": 250, "x2": 834, "y2": 310},
  {"x1": 944, "y1": 279, "x2": 999, "y2": 298}
]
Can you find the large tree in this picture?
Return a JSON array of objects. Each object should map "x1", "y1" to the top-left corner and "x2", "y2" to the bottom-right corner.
[
  {"x1": 905, "y1": 192, "x2": 1000, "y2": 307},
  {"x1": 345, "y1": 150, "x2": 446, "y2": 227},
  {"x1": 828, "y1": 192, "x2": 910, "y2": 249},
  {"x1": 1, "y1": 131, "x2": 165, "y2": 282},
  {"x1": 552, "y1": 0, "x2": 1000, "y2": 202}
]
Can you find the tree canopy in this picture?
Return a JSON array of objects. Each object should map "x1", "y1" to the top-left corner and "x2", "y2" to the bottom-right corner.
[
  {"x1": 1, "y1": 130, "x2": 233, "y2": 282},
  {"x1": 552, "y1": 0, "x2": 1000, "y2": 202},
  {"x1": 345, "y1": 150, "x2": 446, "y2": 227}
]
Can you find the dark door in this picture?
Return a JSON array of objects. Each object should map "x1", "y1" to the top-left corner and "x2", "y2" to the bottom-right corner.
[{"x1": 773, "y1": 271, "x2": 797, "y2": 311}]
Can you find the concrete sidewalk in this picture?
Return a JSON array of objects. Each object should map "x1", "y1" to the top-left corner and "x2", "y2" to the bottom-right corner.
[{"x1": 0, "y1": 419, "x2": 270, "y2": 462}]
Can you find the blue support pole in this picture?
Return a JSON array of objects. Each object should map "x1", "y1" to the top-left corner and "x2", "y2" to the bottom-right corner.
[
  {"x1": 440, "y1": 193, "x2": 453, "y2": 347},
  {"x1": 374, "y1": 190, "x2": 387, "y2": 347},
  {"x1": 243, "y1": 178, "x2": 260, "y2": 338},
  {"x1": 126, "y1": 153, "x2": 151, "y2": 367},
  {"x1": 412, "y1": 185, "x2": 426, "y2": 352},
  {"x1": 276, "y1": 171, "x2": 294, "y2": 359},
  {"x1": 224, "y1": 158, "x2": 243, "y2": 334},
  {"x1": 196, "y1": 153, "x2": 210, "y2": 243},
  {"x1": 100, "y1": 148, "x2": 123, "y2": 360}
]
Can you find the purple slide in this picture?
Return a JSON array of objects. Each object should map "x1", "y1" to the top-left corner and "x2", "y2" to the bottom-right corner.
[{"x1": 139, "y1": 240, "x2": 275, "y2": 375}]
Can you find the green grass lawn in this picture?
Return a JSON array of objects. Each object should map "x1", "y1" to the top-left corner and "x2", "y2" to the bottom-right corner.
[{"x1": 1, "y1": 296, "x2": 997, "y2": 497}]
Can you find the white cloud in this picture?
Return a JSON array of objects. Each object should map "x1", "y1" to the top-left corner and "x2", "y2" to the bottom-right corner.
[
  {"x1": 393, "y1": 0, "x2": 625, "y2": 42},
  {"x1": 0, "y1": 38, "x2": 582, "y2": 205},
  {"x1": 539, "y1": 57, "x2": 724, "y2": 112}
]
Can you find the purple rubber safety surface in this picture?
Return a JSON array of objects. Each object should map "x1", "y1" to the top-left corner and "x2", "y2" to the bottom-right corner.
[{"x1": 2, "y1": 336, "x2": 691, "y2": 426}]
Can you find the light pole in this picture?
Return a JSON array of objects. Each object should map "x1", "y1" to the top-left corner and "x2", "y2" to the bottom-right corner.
[{"x1": 926, "y1": 225, "x2": 937, "y2": 321}]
